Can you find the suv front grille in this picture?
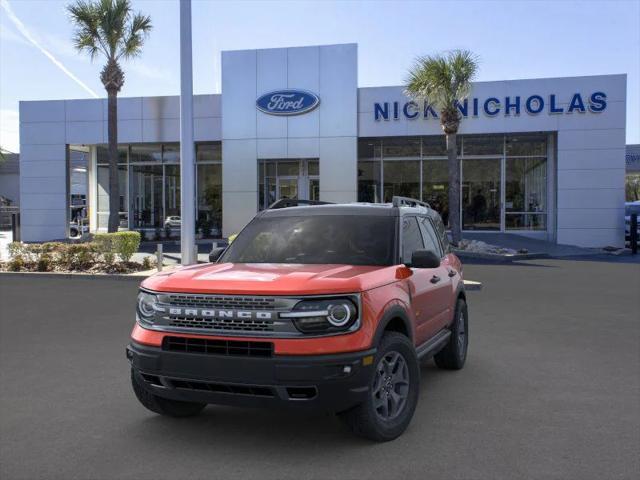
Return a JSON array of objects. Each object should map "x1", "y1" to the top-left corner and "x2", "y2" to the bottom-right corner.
[
  {"x1": 167, "y1": 316, "x2": 274, "y2": 332},
  {"x1": 162, "y1": 336, "x2": 274, "y2": 357},
  {"x1": 165, "y1": 294, "x2": 277, "y2": 310}
]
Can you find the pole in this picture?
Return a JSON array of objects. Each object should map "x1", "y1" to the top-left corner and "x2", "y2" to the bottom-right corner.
[{"x1": 179, "y1": 0, "x2": 196, "y2": 265}]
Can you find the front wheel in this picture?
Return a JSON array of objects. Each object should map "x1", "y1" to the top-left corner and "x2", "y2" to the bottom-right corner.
[
  {"x1": 339, "y1": 332, "x2": 420, "y2": 442},
  {"x1": 131, "y1": 369, "x2": 206, "y2": 417}
]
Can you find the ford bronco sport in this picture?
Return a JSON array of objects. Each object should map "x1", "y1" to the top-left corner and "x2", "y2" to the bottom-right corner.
[{"x1": 127, "y1": 196, "x2": 468, "y2": 441}]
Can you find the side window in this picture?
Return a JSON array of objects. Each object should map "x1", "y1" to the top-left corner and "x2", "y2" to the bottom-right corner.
[
  {"x1": 433, "y1": 215, "x2": 450, "y2": 253},
  {"x1": 402, "y1": 216, "x2": 424, "y2": 264},
  {"x1": 418, "y1": 217, "x2": 443, "y2": 258}
]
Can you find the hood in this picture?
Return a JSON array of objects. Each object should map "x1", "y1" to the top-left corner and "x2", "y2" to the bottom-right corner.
[{"x1": 141, "y1": 262, "x2": 398, "y2": 295}]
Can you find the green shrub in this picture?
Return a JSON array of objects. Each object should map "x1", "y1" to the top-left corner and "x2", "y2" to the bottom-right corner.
[
  {"x1": 7, "y1": 255, "x2": 25, "y2": 271},
  {"x1": 141, "y1": 255, "x2": 153, "y2": 270},
  {"x1": 58, "y1": 243, "x2": 99, "y2": 270},
  {"x1": 8, "y1": 242, "x2": 26, "y2": 259},
  {"x1": 94, "y1": 233, "x2": 115, "y2": 264},
  {"x1": 37, "y1": 253, "x2": 52, "y2": 272},
  {"x1": 113, "y1": 231, "x2": 140, "y2": 262}
]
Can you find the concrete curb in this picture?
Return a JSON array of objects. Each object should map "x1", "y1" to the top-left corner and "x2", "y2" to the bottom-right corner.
[
  {"x1": 0, "y1": 271, "x2": 150, "y2": 281},
  {"x1": 463, "y1": 280, "x2": 483, "y2": 291},
  {"x1": 454, "y1": 250, "x2": 550, "y2": 263}
]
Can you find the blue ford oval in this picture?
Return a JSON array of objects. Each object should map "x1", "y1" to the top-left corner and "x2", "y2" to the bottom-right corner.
[{"x1": 256, "y1": 90, "x2": 320, "y2": 116}]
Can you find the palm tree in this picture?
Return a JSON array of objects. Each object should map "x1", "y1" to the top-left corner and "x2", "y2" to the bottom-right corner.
[
  {"x1": 405, "y1": 50, "x2": 478, "y2": 245},
  {"x1": 68, "y1": 0, "x2": 151, "y2": 232}
]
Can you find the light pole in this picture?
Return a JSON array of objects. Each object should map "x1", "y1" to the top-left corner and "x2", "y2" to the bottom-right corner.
[{"x1": 179, "y1": 0, "x2": 196, "y2": 265}]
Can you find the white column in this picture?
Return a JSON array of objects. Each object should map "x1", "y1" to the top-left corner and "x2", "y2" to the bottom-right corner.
[{"x1": 179, "y1": 0, "x2": 196, "y2": 264}]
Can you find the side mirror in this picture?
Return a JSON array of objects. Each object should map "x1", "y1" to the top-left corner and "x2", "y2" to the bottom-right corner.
[
  {"x1": 209, "y1": 247, "x2": 226, "y2": 263},
  {"x1": 409, "y1": 249, "x2": 441, "y2": 269}
]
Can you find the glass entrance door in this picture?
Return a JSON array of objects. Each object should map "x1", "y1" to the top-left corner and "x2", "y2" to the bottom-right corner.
[
  {"x1": 278, "y1": 177, "x2": 298, "y2": 200},
  {"x1": 461, "y1": 158, "x2": 501, "y2": 230},
  {"x1": 259, "y1": 159, "x2": 319, "y2": 209}
]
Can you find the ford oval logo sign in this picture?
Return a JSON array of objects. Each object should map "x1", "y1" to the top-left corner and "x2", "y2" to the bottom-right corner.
[{"x1": 256, "y1": 90, "x2": 320, "y2": 116}]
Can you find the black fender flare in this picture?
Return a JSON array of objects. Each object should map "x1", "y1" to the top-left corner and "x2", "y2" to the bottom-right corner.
[{"x1": 371, "y1": 304, "x2": 414, "y2": 347}]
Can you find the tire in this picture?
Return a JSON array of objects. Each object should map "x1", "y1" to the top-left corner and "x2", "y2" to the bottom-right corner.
[
  {"x1": 339, "y1": 332, "x2": 420, "y2": 442},
  {"x1": 131, "y1": 369, "x2": 206, "y2": 417},
  {"x1": 434, "y1": 298, "x2": 468, "y2": 370}
]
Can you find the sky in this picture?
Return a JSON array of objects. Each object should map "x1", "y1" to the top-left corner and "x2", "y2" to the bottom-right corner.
[{"x1": 0, "y1": 0, "x2": 638, "y2": 153}]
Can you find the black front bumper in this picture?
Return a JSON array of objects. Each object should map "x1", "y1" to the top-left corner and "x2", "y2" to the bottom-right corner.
[{"x1": 127, "y1": 341, "x2": 376, "y2": 413}]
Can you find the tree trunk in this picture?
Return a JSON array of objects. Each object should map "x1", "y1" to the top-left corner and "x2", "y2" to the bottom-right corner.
[
  {"x1": 107, "y1": 90, "x2": 120, "y2": 233},
  {"x1": 447, "y1": 132, "x2": 462, "y2": 245}
]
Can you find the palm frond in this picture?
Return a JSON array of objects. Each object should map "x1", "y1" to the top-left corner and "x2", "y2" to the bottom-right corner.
[
  {"x1": 67, "y1": 0, "x2": 152, "y2": 74},
  {"x1": 118, "y1": 12, "x2": 152, "y2": 60},
  {"x1": 405, "y1": 49, "x2": 479, "y2": 113}
]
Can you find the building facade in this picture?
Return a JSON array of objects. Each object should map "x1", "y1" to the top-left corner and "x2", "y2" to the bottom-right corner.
[{"x1": 19, "y1": 43, "x2": 627, "y2": 247}]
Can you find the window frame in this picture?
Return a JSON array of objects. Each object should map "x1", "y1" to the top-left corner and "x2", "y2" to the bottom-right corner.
[{"x1": 400, "y1": 215, "x2": 425, "y2": 265}]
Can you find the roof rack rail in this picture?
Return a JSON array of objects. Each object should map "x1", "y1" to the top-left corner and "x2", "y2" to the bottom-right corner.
[
  {"x1": 391, "y1": 196, "x2": 431, "y2": 209},
  {"x1": 268, "y1": 198, "x2": 333, "y2": 210}
]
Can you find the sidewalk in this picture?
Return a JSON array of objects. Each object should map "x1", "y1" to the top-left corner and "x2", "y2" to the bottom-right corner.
[{"x1": 462, "y1": 232, "x2": 608, "y2": 257}]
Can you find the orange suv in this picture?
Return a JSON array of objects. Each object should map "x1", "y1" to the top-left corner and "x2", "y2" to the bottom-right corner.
[{"x1": 127, "y1": 197, "x2": 468, "y2": 441}]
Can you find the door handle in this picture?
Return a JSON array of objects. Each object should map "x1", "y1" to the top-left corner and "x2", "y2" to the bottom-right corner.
[
  {"x1": 448, "y1": 269, "x2": 457, "y2": 278},
  {"x1": 430, "y1": 275, "x2": 441, "y2": 284}
]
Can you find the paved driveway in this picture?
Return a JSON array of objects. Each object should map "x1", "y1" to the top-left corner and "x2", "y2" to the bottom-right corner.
[{"x1": 1, "y1": 259, "x2": 638, "y2": 480}]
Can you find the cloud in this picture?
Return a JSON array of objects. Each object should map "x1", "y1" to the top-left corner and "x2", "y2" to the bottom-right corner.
[
  {"x1": 0, "y1": 0, "x2": 99, "y2": 98},
  {"x1": 0, "y1": 109, "x2": 19, "y2": 153}
]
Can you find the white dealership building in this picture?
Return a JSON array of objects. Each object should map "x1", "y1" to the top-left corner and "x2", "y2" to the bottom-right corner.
[{"x1": 19, "y1": 43, "x2": 627, "y2": 247}]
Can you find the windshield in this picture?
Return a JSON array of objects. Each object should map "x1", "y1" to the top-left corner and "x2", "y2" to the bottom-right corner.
[{"x1": 220, "y1": 215, "x2": 397, "y2": 266}]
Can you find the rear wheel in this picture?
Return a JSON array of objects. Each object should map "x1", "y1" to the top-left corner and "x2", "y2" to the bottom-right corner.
[
  {"x1": 131, "y1": 369, "x2": 206, "y2": 417},
  {"x1": 434, "y1": 298, "x2": 468, "y2": 370},
  {"x1": 339, "y1": 332, "x2": 420, "y2": 442}
]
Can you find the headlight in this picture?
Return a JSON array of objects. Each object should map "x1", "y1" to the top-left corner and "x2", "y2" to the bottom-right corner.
[
  {"x1": 137, "y1": 290, "x2": 158, "y2": 324},
  {"x1": 281, "y1": 297, "x2": 358, "y2": 334}
]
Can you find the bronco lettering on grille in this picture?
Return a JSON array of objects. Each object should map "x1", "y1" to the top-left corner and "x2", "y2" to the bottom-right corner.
[{"x1": 168, "y1": 308, "x2": 274, "y2": 320}]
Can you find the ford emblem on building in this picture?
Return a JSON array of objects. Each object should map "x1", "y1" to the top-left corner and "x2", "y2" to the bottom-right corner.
[{"x1": 256, "y1": 89, "x2": 320, "y2": 116}]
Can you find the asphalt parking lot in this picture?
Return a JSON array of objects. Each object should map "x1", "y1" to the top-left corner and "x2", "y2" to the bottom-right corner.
[{"x1": 1, "y1": 258, "x2": 639, "y2": 480}]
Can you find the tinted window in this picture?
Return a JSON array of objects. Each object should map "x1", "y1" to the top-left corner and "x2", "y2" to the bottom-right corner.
[
  {"x1": 402, "y1": 217, "x2": 424, "y2": 264},
  {"x1": 221, "y1": 215, "x2": 396, "y2": 266},
  {"x1": 432, "y1": 215, "x2": 450, "y2": 253},
  {"x1": 418, "y1": 217, "x2": 443, "y2": 257}
]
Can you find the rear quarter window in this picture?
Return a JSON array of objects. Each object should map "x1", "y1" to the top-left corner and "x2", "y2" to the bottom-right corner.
[{"x1": 432, "y1": 215, "x2": 450, "y2": 253}]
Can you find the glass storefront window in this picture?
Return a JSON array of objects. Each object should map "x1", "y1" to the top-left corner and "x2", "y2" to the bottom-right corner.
[
  {"x1": 357, "y1": 161, "x2": 381, "y2": 203},
  {"x1": 505, "y1": 157, "x2": 547, "y2": 231},
  {"x1": 164, "y1": 165, "x2": 181, "y2": 221},
  {"x1": 383, "y1": 160, "x2": 420, "y2": 202},
  {"x1": 382, "y1": 137, "x2": 420, "y2": 158},
  {"x1": 422, "y1": 159, "x2": 449, "y2": 225},
  {"x1": 130, "y1": 164, "x2": 163, "y2": 229},
  {"x1": 130, "y1": 144, "x2": 162, "y2": 163},
  {"x1": 506, "y1": 133, "x2": 547, "y2": 156},
  {"x1": 97, "y1": 145, "x2": 127, "y2": 164},
  {"x1": 163, "y1": 144, "x2": 180, "y2": 163},
  {"x1": 421, "y1": 136, "x2": 447, "y2": 156},
  {"x1": 197, "y1": 163, "x2": 222, "y2": 237},
  {"x1": 462, "y1": 135, "x2": 503, "y2": 156},
  {"x1": 97, "y1": 164, "x2": 128, "y2": 229},
  {"x1": 196, "y1": 143, "x2": 222, "y2": 162},
  {"x1": 308, "y1": 160, "x2": 319, "y2": 176},
  {"x1": 462, "y1": 158, "x2": 501, "y2": 230}
]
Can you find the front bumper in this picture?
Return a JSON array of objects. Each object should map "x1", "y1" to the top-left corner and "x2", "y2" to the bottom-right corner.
[{"x1": 127, "y1": 341, "x2": 375, "y2": 413}]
